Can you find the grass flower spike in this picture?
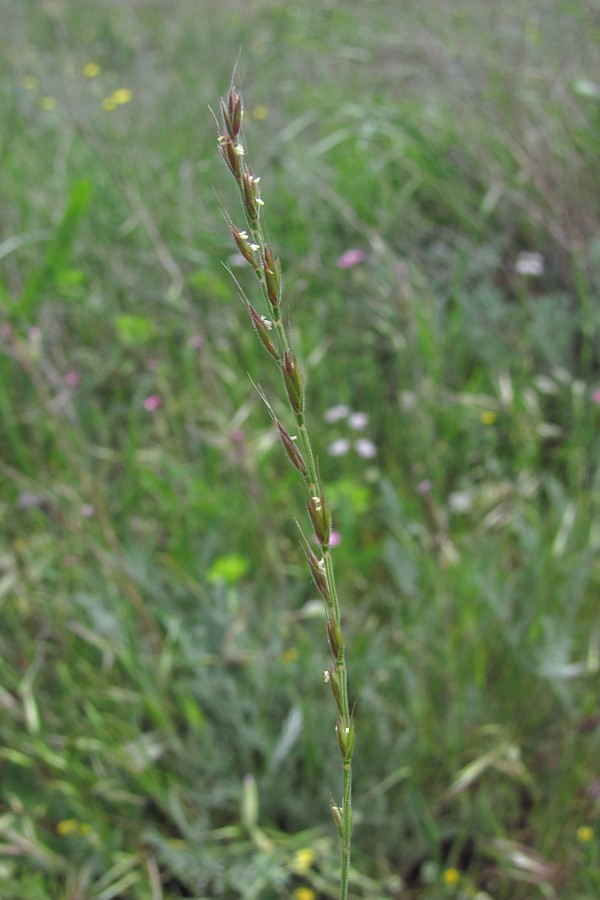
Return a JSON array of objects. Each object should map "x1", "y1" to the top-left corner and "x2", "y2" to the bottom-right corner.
[{"x1": 217, "y1": 85, "x2": 355, "y2": 899}]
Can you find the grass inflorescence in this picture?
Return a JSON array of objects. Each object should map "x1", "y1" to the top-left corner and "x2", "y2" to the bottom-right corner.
[{"x1": 217, "y1": 84, "x2": 355, "y2": 898}]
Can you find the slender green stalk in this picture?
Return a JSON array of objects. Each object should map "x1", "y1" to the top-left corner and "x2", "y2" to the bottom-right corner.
[{"x1": 216, "y1": 86, "x2": 354, "y2": 898}]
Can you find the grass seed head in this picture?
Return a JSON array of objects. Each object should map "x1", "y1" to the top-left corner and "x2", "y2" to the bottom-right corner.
[
  {"x1": 326, "y1": 613, "x2": 343, "y2": 660},
  {"x1": 336, "y1": 716, "x2": 355, "y2": 762},
  {"x1": 218, "y1": 134, "x2": 242, "y2": 178},
  {"x1": 331, "y1": 803, "x2": 344, "y2": 836},
  {"x1": 282, "y1": 352, "x2": 304, "y2": 414},
  {"x1": 307, "y1": 491, "x2": 331, "y2": 545},
  {"x1": 298, "y1": 527, "x2": 331, "y2": 600},
  {"x1": 246, "y1": 302, "x2": 280, "y2": 361},
  {"x1": 276, "y1": 421, "x2": 309, "y2": 476},
  {"x1": 220, "y1": 86, "x2": 243, "y2": 141},
  {"x1": 263, "y1": 245, "x2": 281, "y2": 307},
  {"x1": 242, "y1": 169, "x2": 261, "y2": 221},
  {"x1": 230, "y1": 223, "x2": 258, "y2": 265},
  {"x1": 307, "y1": 550, "x2": 331, "y2": 599},
  {"x1": 328, "y1": 666, "x2": 342, "y2": 707}
]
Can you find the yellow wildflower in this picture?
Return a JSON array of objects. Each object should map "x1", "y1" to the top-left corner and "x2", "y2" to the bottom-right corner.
[
  {"x1": 57, "y1": 819, "x2": 78, "y2": 836},
  {"x1": 102, "y1": 89, "x2": 132, "y2": 111},
  {"x1": 83, "y1": 62, "x2": 100, "y2": 78},
  {"x1": 293, "y1": 847, "x2": 315, "y2": 873},
  {"x1": 40, "y1": 96, "x2": 56, "y2": 111},
  {"x1": 442, "y1": 867, "x2": 460, "y2": 886},
  {"x1": 281, "y1": 647, "x2": 298, "y2": 664},
  {"x1": 480, "y1": 410, "x2": 497, "y2": 426},
  {"x1": 22, "y1": 75, "x2": 38, "y2": 90},
  {"x1": 57, "y1": 818, "x2": 92, "y2": 836},
  {"x1": 252, "y1": 105, "x2": 268, "y2": 121},
  {"x1": 293, "y1": 888, "x2": 316, "y2": 900},
  {"x1": 112, "y1": 88, "x2": 132, "y2": 105},
  {"x1": 577, "y1": 825, "x2": 594, "y2": 843}
]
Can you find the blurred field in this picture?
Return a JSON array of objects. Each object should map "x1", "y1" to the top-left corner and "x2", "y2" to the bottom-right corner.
[{"x1": 1, "y1": 1, "x2": 599, "y2": 897}]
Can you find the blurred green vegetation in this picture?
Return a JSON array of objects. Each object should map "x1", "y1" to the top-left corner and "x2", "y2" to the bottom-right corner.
[{"x1": 1, "y1": 0, "x2": 599, "y2": 897}]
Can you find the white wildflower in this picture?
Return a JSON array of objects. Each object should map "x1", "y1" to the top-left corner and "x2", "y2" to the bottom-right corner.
[
  {"x1": 515, "y1": 251, "x2": 544, "y2": 276},
  {"x1": 348, "y1": 411, "x2": 368, "y2": 430},
  {"x1": 354, "y1": 438, "x2": 377, "y2": 459},
  {"x1": 324, "y1": 404, "x2": 350, "y2": 423},
  {"x1": 328, "y1": 438, "x2": 350, "y2": 457}
]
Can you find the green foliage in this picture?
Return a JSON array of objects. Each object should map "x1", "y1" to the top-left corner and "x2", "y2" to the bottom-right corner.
[
  {"x1": 1, "y1": 0, "x2": 599, "y2": 897},
  {"x1": 18, "y1": 178, "x2": 94, "y2": 318}
]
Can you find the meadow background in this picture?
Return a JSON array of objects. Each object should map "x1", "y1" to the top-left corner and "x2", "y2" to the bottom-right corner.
[{"x1": 1, "y1": 0, "x2": 600, "y2": 897}]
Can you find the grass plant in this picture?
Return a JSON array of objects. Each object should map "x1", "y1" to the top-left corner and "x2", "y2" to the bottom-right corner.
[{"x1": 216, "y1": 84, "x2": 355, "y2": 898}]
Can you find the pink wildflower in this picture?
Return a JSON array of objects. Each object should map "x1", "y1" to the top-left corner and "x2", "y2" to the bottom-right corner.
[
  {"x1": 336, "y1": 248, "x2": 366, "y2": 269},
  {"x1": 354, "y1": 438, "x2": 377, "y2": 459},
  {"x1": 348, "y1": 411, "x2": 368, "y2": 430},
  {"x1": 65, "y1": 371, "x2": 80, "y2": 388},
  {"x1": 592, "y1": 389, "x2": 600, "y2": 405},
  {"x1": 312, "y1": 529, "x2": 342, "y2": 548},
  {"x1": 328, "y1": 438, "x2": 350, "y2": 457},
  {"x1": 143, "y1": 394, "x2": 162, "y2": 412},
  {"x1": 188, "y1": 334, "x2": 203, "y2": 350}
]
